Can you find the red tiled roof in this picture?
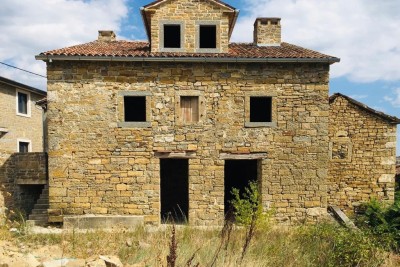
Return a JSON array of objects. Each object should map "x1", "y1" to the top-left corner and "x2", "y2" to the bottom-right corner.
[{"x1": 37, "y1": 41, "x2": 339, "y2": 61}]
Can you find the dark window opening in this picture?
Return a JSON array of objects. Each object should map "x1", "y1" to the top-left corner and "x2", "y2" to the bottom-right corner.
[
  {"x1": 18, "y1": 92, "x2": 28, "y2": 114},
  {"x1": 250, "y1": 97, "x2": 272, "y2": 122},
  {"x1": 181, "y1": 96, "x2": 199, "y2": 123},
  {"x1": 224, "y1": 160, "x2": 258, "y2": 220},
  {"x1": 200, "y1": 25, "x2": 217, "y2": 49},
  {"x1": 164, "y1": 25, "x2": 181, "y2": 48},
  {"x1": 160, "y1": 159, "x2": 189, "y2": 224},
  {"x1": 19, "y1": 142, "x2": 30, "y2": 153},
  {"x1": 124, "y1": 96, "x2": 146, "y2": 122}
]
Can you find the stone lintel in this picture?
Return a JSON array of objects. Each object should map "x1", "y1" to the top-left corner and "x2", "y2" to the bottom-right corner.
[
  {"x1": 219, "y1": 152, "x2": 267, "y2": 160},
  {"x1": 154, "y1": 151, "x2": 197, "y2": 158}
]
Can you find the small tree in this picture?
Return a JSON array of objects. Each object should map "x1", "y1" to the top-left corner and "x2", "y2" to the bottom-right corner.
[{"x1": 230, "y1": 180, "x2": 270, "y2": 262}]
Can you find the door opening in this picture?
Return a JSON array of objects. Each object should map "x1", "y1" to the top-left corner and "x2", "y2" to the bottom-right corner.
[
  {"x1": 160, "y1": 158, "x2": 189, "y2": 223},
  {"x1": 224, "y1": 160, "x2": 258, "y2": 219}
]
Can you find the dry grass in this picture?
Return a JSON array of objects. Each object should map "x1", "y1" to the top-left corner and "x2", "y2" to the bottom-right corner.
[{"x1": 1, "y1": 221, "x2": 398, "y2": 267}]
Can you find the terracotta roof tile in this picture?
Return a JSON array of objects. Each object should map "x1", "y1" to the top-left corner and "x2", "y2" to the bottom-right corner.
[{"x1": 39, "y1": 40, "x2": 338, "y2": 61}]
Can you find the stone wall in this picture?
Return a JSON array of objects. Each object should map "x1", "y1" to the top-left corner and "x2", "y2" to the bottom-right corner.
[
  {"x1": 46, "y1": 60, "x2": 330, "y2": 225},
  {"x1": 0, "y1": 153, "x2": 47, "y2": 217},
  {"x1": 328, "y1": 96, "x2": 397, "y2": 213},
  {"x1": 149, "y1": 0, "x2": 231, "y2": 53}
]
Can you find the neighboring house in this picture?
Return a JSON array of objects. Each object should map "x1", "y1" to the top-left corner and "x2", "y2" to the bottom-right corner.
[
  {"x1": 0, "y1": 76, "x2": 46, "y2": 156},
  {"x1": 396, "y1": 157, "x2": 400, "y2": 182},
  {"x1": 0, "y1": 76, "x2": 47, "y2": 218},
  {"x1": 328, "y1": 93, "x2": 400, "y2": 212},
  {"x1": 36, "y1": 0, "x2": 396, "y2": 226}
]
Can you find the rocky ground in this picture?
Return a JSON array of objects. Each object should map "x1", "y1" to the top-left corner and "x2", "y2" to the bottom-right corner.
[{"x1": 0, "y1": 226, "x2": 144, "y2": 267}]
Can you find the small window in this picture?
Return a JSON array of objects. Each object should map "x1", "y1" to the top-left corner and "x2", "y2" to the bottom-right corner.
[
  {"x1": 124, "y1": 96, "x2": 146, "y2": 122},
  {"x1": 181, "y1": 96, "x2": 199, "y2": 123},
  {"x1": 17, "y1": 91, "x2": 29, "y2": 115},
  {"x1": 199, "y1": 25, "x2": 216, "y2": 49},
  {"x1": 250, "y1": 97, "x2": 272, "y2": 122},
  {"x1": 164, "y1": 25, "x2": 181, "y2": 48},
  {"x1": 18, "y1": 141, "x2": 30, "y2": 153}
]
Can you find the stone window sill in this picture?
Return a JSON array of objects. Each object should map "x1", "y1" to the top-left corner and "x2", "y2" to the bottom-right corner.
[
  {"x1": 245, "y1": 122, "x2": 277, "y2": 128},
  {"x1": 118, "y1": 122, "x2": 151, "y2": 128}
]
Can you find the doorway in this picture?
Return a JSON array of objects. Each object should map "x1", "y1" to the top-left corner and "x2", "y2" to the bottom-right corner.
[
  {"x1": 224, "y1": 160, "x2": 258, "y2": 218},
  {"x1": 160, "y1": 158, "x2": 189, "y2": 223}
]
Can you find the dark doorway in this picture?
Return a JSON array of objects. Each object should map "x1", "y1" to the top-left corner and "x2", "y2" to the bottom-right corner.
[
  {"x1": 160, "y1": 159, "x2": 189, "y2": 223},
  {"x1": 224, "y1": 160, "x2": 258, "y2": 218}
]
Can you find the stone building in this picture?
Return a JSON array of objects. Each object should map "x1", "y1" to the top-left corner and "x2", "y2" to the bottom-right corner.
[
  {"x1": 328, "y1": 93, "x2": 399, "y2": 212},
  {"x1": 0, "y1": 76, "x2": 47, "y2": 218},
  {"x1": 34, "y1": 0, "x2": 395, "y2": 226}
]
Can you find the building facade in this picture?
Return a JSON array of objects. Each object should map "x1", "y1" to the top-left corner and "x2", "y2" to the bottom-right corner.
[{"x1": 40, "y1": 0, "x2": 400, "y2": 226}]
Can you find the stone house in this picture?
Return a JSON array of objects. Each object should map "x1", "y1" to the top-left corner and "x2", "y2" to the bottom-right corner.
[
  {"x1": 328, "y1": 93, "x2": 400, "y2": 212},
  {"x1": 0, "y1": 76, "x2": 47, "y2": 218},
  {"x1": 34, "y1": 0, "x2": 397, "y2": 226}
]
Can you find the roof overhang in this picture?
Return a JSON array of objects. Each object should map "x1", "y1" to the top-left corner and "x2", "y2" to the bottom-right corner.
[
  {"x1": 35, "y1": 55, "x2": 340, "y2": 64},
  {"x1": 0, "y1": 76, "x2": 46, "y2": 96}
]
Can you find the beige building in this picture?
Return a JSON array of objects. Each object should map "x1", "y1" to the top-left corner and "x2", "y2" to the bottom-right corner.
[
  {"x1": 0, "y1": 76, "x2": 47, "y2": 217},
  {"x1": 0, "y1": 76, "x2": 46, "y2": 157},
  {"x1": 35, "y1": 0, "x2": 397, "y2": 225}
]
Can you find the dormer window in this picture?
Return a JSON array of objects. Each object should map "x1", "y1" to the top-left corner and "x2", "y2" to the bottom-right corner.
[
  {"x1": 196, "y1": 21, "x2": 220, "y2": 52},
  {"x1": 160, "y1": 21, "x2": 184, "y2": 52},
  {"x1": 164, "y1": 25, "x2": 181, "y2": 48},
  {"x1": 199, "y1": 25, "x2": 216, "y2": 49}
]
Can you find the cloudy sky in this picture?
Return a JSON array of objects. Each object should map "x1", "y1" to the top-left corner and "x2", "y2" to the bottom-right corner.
[{"x1": 1, "y1": 0, "x2": 399, "y2": 154}]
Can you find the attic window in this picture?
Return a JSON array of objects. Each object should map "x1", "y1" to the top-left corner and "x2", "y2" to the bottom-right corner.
[
  {"x1": 250, "y1": 97, "x2": 272, "y2": 122},
  {"x1": 164, "y1": 25, "x2": 181, "y2": 48},
  {"x1": 124, "y1": 96, "x2": 146, "y2": 122},
  {"x1": 200, "y1": 25, "x2": 216, "y2": 49}
]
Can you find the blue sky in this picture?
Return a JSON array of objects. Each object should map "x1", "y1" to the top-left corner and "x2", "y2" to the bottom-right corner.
[{"x1": 1, "y1": 0, "x2": 399, "y2": 154}]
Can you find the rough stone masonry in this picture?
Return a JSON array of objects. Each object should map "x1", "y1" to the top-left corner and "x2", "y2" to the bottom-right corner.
[{"x1": 34, "y1": 0, "x2": 397, "y2": 226}]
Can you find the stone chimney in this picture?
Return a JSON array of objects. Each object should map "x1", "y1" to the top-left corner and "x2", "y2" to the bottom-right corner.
[
  {"x1": 253, "y1": 18, "x2": 281, "y2": 46},
  {"x1": 98, "y1": 30, "x2": 116, "y2": 42}
]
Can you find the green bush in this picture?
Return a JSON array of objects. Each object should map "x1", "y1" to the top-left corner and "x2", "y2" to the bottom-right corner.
[
  {"x1": 298, "y1": 223, "x2": 385, "y2": 267},
  {"x1": 356, "y1": 198, "x2": 400, "y2": 251}
]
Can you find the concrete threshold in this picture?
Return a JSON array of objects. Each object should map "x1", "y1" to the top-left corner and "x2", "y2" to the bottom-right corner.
[{"x1": 63, "y1": 215, "x2": 145, "y2": 230}]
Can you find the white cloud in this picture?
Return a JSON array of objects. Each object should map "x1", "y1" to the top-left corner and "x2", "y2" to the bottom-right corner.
[
  {"x1": 0, "y1": 0, "x2": 128, "y2": 90},
  {"x1": 231, "y1": 0, "x2": 400, "y2": 83},
  {"x1": 384, "y1": 88, "x2": 400, "y2": 108}
]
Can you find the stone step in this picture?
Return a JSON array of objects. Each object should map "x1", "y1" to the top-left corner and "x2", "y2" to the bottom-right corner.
[
  {"x1": 29, "y1": 214, "x2": 48, "y2": 221},
  {"x1": 41, "y1": 190, "x2": 49, "y2": 195},
  {"x1": 26, "y1": 220, "x2": 48, "y2": 227},
  {"x1": 34, "y1": 203, "x2": 49, "y2": 209},
  {"x1": 36, "y1": 198, "x2": 49, "y2": 205},
  {"x1": 31, "y1": 209, "x2": 48, "y2": 215}
]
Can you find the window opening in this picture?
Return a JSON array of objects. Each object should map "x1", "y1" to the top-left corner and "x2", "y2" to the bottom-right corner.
[
  {"x1": 250, "y1": 97, "x2": 272, "y2": 122},
  {"x1": 124, "y1": 96, "x2": 146, "y2": 122},
  {"x1": 181, "y1": 96, "x2": 199, "y2": 123},
  {"x1": 19, "y1": 141, "x2": 30, "y2": 153},
  {"x1": 18, "y1": 92, "x2": 28, "y2": 114},
  {"x1": 199, "y1": 25, "x2": 217, "y2": 49},
  {"x1": 164, "y1": 25, "x2": 181, "y2": 48}
]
